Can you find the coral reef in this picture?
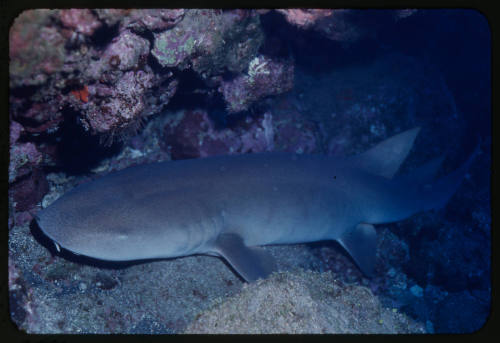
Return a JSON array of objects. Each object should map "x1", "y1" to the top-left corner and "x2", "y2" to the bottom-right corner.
[
  {"x1": 9, "y1": 168, "x2": 49, "y2": 213},
  {"x1": 123, "y1": 9, "x2": 185, "y2": 32},
  {"x1": 162, "y1": 109, "x2": 276, "y2": 159},
  {"x1": 9, "y1": 120, "x2": 49, "y2": 218},
  {"x1": 81, "y1": 69, "x2": 155, "y2": 136},
  {"x1": 152, "y1": 9, "x2": 263, "y2": 77},
  {"x1": 59, "y1": 9, "x2": 102, "y2": 36},
  {"x1": 162, "y1": 107, "x2": 318, "y2": 160},
  {"x1": 277, "y1": 9, "x2": 417, "y2": 43},
  {"x1": 219, "y1": 55, "x2": 294, "y2": 113},
  {"x1": 276, "y1": 9, "x2": 333, "y2": 28},
  {"x1": 8, "y1": 9, "x2": 490, "y2": 334},
  {"x1": 85, "y1": 30, "x2": 150, "y2": 78},
  {"x1": 10, "y1": 10, "x2": 67, "y2": 87},
  {"x1": 8, "y1": 126, "x2": 43, "y2": 183}
]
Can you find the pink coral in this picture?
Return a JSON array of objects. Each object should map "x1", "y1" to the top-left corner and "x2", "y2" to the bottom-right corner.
[
  {"x1": 219, "y1": 56, "x2": 294, "y2": 113},
  {"x1": 163, "y1": 109, "x2": 235, "y2": 159},
  {"x1": 8, "y1": 139, "x2": 48, "y2": 212},
  {"x1": 9, "y1": 169, "x2": 49, "y2": 212},
  {"x1": 82, "y1": 70, "x2": 155, "y2": 138},
  {"x1": 94, "y1": 9, "x2": 130, "y2": 27},
  {"x1": 85, "y1": 30, "x2": 150, "y2": 80},
  {"x1": 125, "y1": 9, "x2": 185, "y2": 31},
  {"x1": 9, "y1": 10, "x2": 67, "y2": 86},
  {"x1": 151, "y1": 9, "x2": 263, "y2": 76},
  {"x1": 276, "y1": 9, "x2": 332, "y2": 28},
  {"x1": 59, "y1": 9, "x2": 102, "y2": 36},
  {"x1": 278, "y1": 9, "x2": 370, "y2": 43},
  {"x1": 143, "y1": 78, "x2": 179, "y2": 117},
  {"x1": 10, "y1": 121, "x2": 24, "y2": 146},
  {"x1": 9, "y1": 142, "x2": 43, "y2": 182},
  {"x1": 163, "y1": 109, "x2": 276, "y2": 160},
  {"x1": 17, "y1": 101, "x2": 64, "y2": 134}
]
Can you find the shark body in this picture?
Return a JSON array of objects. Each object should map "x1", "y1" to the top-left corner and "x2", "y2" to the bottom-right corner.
[{"x1": 36, "y1": 128, "x2": 476, "y2": 282}]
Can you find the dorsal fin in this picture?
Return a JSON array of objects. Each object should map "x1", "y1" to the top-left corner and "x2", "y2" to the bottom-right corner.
[{"x1": 349, "y1": 127, "x2": 421, "y2": 179}]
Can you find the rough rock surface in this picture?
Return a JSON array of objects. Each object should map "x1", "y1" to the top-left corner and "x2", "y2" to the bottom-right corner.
[
  {"x1": 185, "y1": 270, "x2": 426, "y2": 334},
  {"x1": 219, "y1": 55, "x2": 294, "y2": 113}
]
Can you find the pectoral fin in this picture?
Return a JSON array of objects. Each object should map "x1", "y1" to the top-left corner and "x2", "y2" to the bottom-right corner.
[
  {"x1": 214, "y1": 233, "x2": 277, "y2": 282},
  {"x1": 337, "y1": 223, "x2": 377, "y2": 277}
]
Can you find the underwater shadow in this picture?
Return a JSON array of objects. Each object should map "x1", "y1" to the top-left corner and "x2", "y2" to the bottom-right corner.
[{"x1": 56, "y1": 108, "x2": 123, "y2": 176}]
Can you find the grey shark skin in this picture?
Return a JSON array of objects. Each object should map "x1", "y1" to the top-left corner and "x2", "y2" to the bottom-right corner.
[{"x1": 36, "y1": 128, "x2": 477, "y2": 282}]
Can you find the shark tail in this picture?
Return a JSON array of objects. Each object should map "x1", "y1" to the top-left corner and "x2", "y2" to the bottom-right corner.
[
  {"x1": 395, "y1": 142, "x2": 479, "y2": 214},
  {"x1": 421, "y1": 144, "x2": 478, "y2": 211}
]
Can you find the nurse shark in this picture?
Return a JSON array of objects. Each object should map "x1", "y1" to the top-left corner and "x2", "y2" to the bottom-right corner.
[{"x1": 35, "y1": 128, "x2": 477, "y2": 282}]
